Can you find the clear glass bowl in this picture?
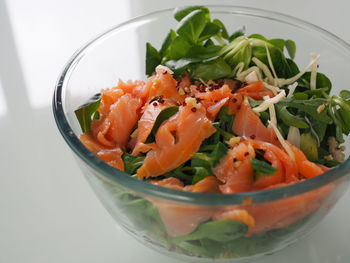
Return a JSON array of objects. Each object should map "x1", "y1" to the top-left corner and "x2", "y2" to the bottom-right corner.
[{"x1": 53, "y1": 6, "x2": 350, "y2": 262}]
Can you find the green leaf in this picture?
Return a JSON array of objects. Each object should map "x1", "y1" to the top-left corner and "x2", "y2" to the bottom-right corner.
[
  {"x1": 192, "y1": 167, "x2": 211, "y2": 184},
  {"x1": 168, "y1": 36, "x2": 192, "y2": 60},
  {"x1": 189, "y1": 45, "x2": 222, "y2": 59},
  {"x1": 249, "y1": 34, "x2": 267, "y2": 41},
  {"x1": 204, "y1": 38, "x2": 215, "y2": 47},
  {"x1": 145, "y1": 106, "x2": 179, "y2": 143},
  {"x1": 300, "y1": 133, "x2": 318, "y2": 161},
  {"x1": 276, "y1": 105, "x2": 309, "y2": 129},
  {"x1": 145, "y1": 42, "x2": 161, "y2": 76},
  {"x1": 159, "y1": 29, "x2": 177, "y2": 57},
  {"x1": 212, "y1": 18, "x2": 229, "y2": 39},
  {"x1": 164, "y1": 166, "x2": 193, "y2": 185},
  {"x1": 268, "y1": 38, "x2": 285, "y2": 52},
  {"x1": 285, "y1": 39, "x2": 296, "y2": 59},
  {"x1": 340, "y1": 90, "x2": 350, "y2": 100},
  {"x1": 74, "y1": 93, "x2": 101, "y2": 133},
  {"x1": 217, "y1": 106, "x2": 235, "y2": 133},
  {"x1": 229, "y1": 26, "x2": 245, "y2": 41},
  {"x1": 279, "y1": 98, "x2": 332, "y2": 123},
  {"x1": 299, "y1": 72, "x2": 332, "y2": 94},
  {"x1": 122, "y1": 153, "x2": 145, "y2": 175},
  {"x1": 176, "y1": 9, "x2": 208, "y2": 43},
  {"x1": 192, "y1": 57, "x2": 232, "y2": 80},
  {"x1": 210, "y1": 142, "x2": 228, "y2": 166},
  {"x1": 198, "y1": 22, "x2": 221, "y2": 42},
  {"x1": 251, "y1": 158, "x2": 277, "y2": 175},
  {"x1": 173, "y1": 6, "x2": 209, "y2": 22},
  {"x1": 286, "y1": 58, "x2": 300, "y2": 76},
  {"x1": 172, "y1": 220, "x2": 248, "y2": 243},
  {"x1": 191, "y1": 142, "x2": 227, "y2": 170}
]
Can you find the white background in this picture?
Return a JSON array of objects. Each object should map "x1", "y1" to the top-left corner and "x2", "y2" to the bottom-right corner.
[{"x1": 1, "y1": 0, "x2": 350, "y2": 262}]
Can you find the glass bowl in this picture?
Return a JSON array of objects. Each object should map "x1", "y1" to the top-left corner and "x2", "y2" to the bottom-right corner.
[{"x1": 53, "y1": 6, "x2": 350, "y2": 262}]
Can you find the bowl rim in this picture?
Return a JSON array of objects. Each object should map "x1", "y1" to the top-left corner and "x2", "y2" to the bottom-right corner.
[{"x1": 53, "y1": 5, "x2": 350, "y2": 206}]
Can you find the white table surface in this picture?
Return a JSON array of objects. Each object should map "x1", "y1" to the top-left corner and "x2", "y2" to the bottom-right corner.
[{"x1": 1, "y1": 0, "x2": 350, "y2": 262}]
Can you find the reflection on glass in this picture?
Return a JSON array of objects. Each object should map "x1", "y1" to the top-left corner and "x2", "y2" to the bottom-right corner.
[
  {"x1": 0, "y1": 79, "x2": 8, "y2": 116},
  {"x1": 5, "y1": 0, "x2": 132, "y2": 109}
]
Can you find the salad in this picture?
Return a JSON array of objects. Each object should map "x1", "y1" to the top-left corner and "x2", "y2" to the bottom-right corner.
[{"x1": 74, "y1": 6, "x2": 350, "y2": 258}]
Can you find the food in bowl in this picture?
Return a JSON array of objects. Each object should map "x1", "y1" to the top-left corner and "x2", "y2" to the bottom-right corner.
[{"x1": 72, "y1": 6, "x2": 350, "y2": 259}]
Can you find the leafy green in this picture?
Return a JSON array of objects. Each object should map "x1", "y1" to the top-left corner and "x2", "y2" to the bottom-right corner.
[
  {"x1": 300, "y1": 133, "x2": 318, "y2": 161},
  {"x1": 251, "y1": 158, "x2": 277, "y2": 175},
  {"x1": 212, "y1": 19, "x2": 229, "y2": 39},
  {"x1": 299, "y1": 72, "x2": 332, "y2": 94},
  {"x1": 285, "y1": 39, "x2": 296, "y2": 59},
  {"x1": 122, "y1": 153, "x2": 145, "y2": 175},
  {"x1": 173, "y1": 6, "x2": 209, "y2": 22},
  {"x1": 192, "y1": 142, "x2": 228, "y2": 170},
  {"x1": 74, "y1": 93, "x2": 101, "y2": 133},
  {"x1": 176, "y1": 9, "x2": 208, "y2": 43},
  {"x1": 217, "y1": 106, "x2": 235, "y2": 134},
  {"x1": 191, "y1": 167, "x2": 211, "y2": 184},
  {"x1": 145, "y1": 106, "x2": 179, "y2": 143},
  {"x1": 192, "y1": 57, "x2": 232, "y2": 80},
  {"x1": 159, "y1": 30, "x2": 177, "y2": 58},
  {"x1": 198, "y1": 22, "x2": 221, "y2": 42},
  {"x1": 172, "y1": 220, "x2": 248, "y2": 243},
  {"x1": 279, "y1": 98, "x2": 332, "y2": 123},
  {"x1": 146, "y1": 43, "x2": 161, "y2": 76},
  {"x1": 168, "y1": 36, "x2": 192, "y2": 60},
  {"x1": 276, "y1": 105, "x2": 309, "y2": 129}
]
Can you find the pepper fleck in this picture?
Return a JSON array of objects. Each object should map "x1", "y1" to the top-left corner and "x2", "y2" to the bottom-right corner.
[
  {"x1": 191, "y1": 107, "x2": 197, "y2": 112},
  {"x1": 152, "y1": 102, "x2": 158, "y2": 107},
  {"x1": 232, "y1": 98, "x2": 238, "y2": 103}
]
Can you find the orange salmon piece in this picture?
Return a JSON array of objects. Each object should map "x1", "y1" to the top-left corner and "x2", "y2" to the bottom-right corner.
[
  {"x1": 185, "y1": 176, "x2": 221, "y2": 193},
  {"x1": 233, "y1": 103, "x2": 279, "y2": 145},
  {"x1": 228, "y1": 93, "x2": 243, "y2": 114},
  {"x1": 99, "y1": 88, "x2": 125, "y2": 115},
  {"x1": 213, "y1": 209, "x2": 255, "y2": 229},
  {"x1": 136, "y1": 105, "x2": 215, "y2": 178},
  {"x1": 92, "y1": 93, "x2": 142, "y2": 149},
  {"x1": 245, "y1": 140, "x2": 299, "y2": 183},
  {"x1": 132, "y1": 100, "x2": 175, "y2": 155},
  {"x1": 289, "y1": 143, "x2": 324, "y2": 178},
  {"x1": 253, "y1": 149, "x2": 284, "y2": 189},
  {"x1": 149, "y1": 176, "x2": 220, "y2": 236},
  {"x1": 147, "y1": 71, "x2": 184, "y2": 102},
  {"x1": 246, "y1": 182, "x2": 334, "y2": 236},
  {"x1": 117, "y1": 79, "x2": 148, "y2": 103},
  {"x1": 214, "y1": 142, "x2": 256, "y2": 193},
  {"x1": 79, "y1": 133, "x2": 124, "y2": 170},
  {"x1": 149, "y1": 177, "x2": 184, "y2": 191},
  {"x1": 237, "y1": 81, "x2": 264, "y2": 93}
]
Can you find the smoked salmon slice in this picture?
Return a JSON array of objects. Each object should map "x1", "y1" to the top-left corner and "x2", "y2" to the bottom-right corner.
[
  {"x1": 79, "y1": 133, "x2": 124, "y2": 170},
  {"x1": 132, "y1": 99, "x2": 175, "y2": 155},
  {"x1": 149, "y1": 176, "x2": 221, "y2": 236},
  {"x1": 232, "y1": 102, "x2": 279, "y2": 145},
  {"x1": 137, "y1": 104, "x2": 215, "y2": 178},
  {"x1": 214, "y1": 142, "x2": 256, "y2": 193},
  {"x1": 92, "y1": 93, "x2": 142, "y2": 149}
]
